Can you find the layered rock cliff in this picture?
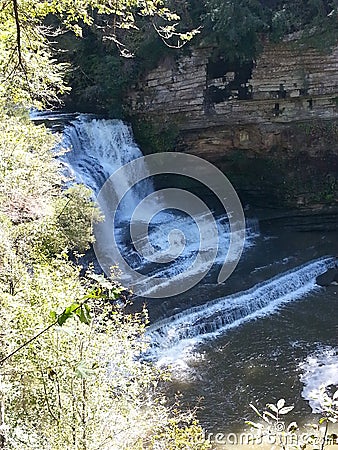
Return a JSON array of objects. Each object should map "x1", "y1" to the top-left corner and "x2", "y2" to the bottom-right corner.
[{"x1": 128, "y1": 38, "x2": 338, "y2": 220}]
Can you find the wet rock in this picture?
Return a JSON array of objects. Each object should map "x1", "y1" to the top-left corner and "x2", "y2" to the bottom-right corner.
[{"x1": 316, "y1": 268, "x2": 338, "y2": 286}]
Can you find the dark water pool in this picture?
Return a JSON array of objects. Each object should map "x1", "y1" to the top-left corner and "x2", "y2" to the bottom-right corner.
[{"x1": 149, "y1": 224, "x2": 338, "y2": 435}]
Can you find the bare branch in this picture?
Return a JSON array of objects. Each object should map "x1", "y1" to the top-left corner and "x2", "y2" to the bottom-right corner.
[
  {"x1": 0, "y1": 300, "x2": 89, "y2": 366},
  {"x1": 12, "y1": 0, "x2": 22, "y2": 65},
  {"x1": 0, "y1": 0, "x2": 11, "y2": 13}
]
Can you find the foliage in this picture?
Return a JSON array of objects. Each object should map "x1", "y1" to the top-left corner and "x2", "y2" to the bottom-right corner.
[
  {"x1": 0, "y1": 4, "x2": 69, "y2": 108},
  {"x1": 0, "y1": 112, "x2": 210, "y2": 449},
  {"x1": 0, "y1": 111, "x2": 60, "y2": 222},
  {"x1": 131, "y1": 117, "x2": 180, "y2": 154},
  {"x1": 292, "y1": 17, "x2": 338, "y2": 52},
  {"x1": 0, "y1": 240, "x2": 210, "y2": 449},
  {"x1": 269, "y1": 0, "x2": 337, "y2": 40},
  {"x1": 0, "y1": 259, "x2": 205, "y2": 449},
  {"x1": 53, "y1": 185, "x2": 102, "y2": 252},
  {"x1": 0, "y1": 111, "x2": 100, "y2": 257},
  {"x1": 203, "y1": 0, "x2": 268, "y2": 61},
  {"x1": 56, "y1": 28, "x2": 135, "y2": 115},
  {"x1": 0, "y1": 0, "x2": 198, "y2": 109},
  {"x1": 197, "y1": 0, "x2": 338, "y2": 61},
  {"x1": 149, "y1": 417, "x2": 211, "y2": 449},
  {"x1": 246, "y1": 391, "x2": 338, "y2": 450},
  {"x1": 56, "y1": 4, "x2": 193, "y2": 114},
  {"x1": 0, "y1": 1, "x2": 210, "y2": 447}
]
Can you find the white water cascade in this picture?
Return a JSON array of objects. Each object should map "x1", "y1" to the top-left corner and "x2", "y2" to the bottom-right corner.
[
  {"x1": 61, "y1": 116, "x2": 154, "y2": 221},
  {"x1": 58, "y1": 116, "x2": 335, "y2": 366},
  {"x1": 146, "y1": 257, "x2": 334, "y2": 364},
  {"x1": 59, "y1": 115, "x2": 258, "y2": 294},
  {"x1": 300, "y1": 347, "x2": 338, "y2": 412}
]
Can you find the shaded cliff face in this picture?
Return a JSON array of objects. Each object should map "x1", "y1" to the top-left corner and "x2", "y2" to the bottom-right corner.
[{"x1": 128, "y1": 40, "x2": 338, "y2": 213}]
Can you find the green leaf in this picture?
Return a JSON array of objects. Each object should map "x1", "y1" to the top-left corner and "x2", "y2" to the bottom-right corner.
[
  {"x1": 57, "y1": 303, "x2": 80, "y2": 326},
  {"x1": 112, "y1": 286, "x2": 125, "y2": 299},
  {"x1": 84, "y1": 287, "x2": 103, "y2": 299},
  {"x1": 57, "y1": 310, "x2": 72, "y2": 326},
  {"x1": 75, "y1": 304, "x2": 91, "y2": 325},
  {"x1": 68, "y1": 303, "x2": 81, "y2": 313}
]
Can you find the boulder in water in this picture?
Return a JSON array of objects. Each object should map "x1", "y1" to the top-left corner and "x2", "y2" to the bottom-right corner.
[{"x1": 316, "y1": 267, "x2": 338, "y2": 286}]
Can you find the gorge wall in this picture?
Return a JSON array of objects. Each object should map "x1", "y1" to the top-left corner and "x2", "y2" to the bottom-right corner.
[{"x1": 128, "y1": 38, "x2": 338, "y2": 224}]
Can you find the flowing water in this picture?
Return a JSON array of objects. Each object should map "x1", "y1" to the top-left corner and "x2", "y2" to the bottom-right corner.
[{"x1": 35, "y1": 113, "x2": 338, "y2": 437}]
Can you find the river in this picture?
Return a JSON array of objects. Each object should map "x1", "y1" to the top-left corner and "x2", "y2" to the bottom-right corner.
[{"x1": 33, "y1": 112, "x2": 338, "y2": 439}]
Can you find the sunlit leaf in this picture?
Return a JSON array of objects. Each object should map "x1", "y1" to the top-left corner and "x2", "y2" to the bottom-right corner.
[
  {"x1": 277, "y1": 399, "x2": 285, "y2": 410},
  {"x1": 75, "y1": 363, "x2": 96, "y2": 378},
  {"x1": 75, "y1": 304, "x2": 91, "y2": 325},
  {"x1": 279, "y1": 405, "x2": 294, "y2": 415},
  {"x1": 266, "y1": 403, "x2": 278, "y2": 414}
]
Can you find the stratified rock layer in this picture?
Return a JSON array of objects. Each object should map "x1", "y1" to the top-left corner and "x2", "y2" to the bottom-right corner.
[{"x1": 128, "y1": 40, "x2": 338, "y2": 215}]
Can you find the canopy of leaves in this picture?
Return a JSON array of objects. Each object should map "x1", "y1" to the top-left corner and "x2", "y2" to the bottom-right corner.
[
  {"x1": 203, "y1": 0, "x2": 268, "y2": 61},
  {"x1": 0, "y1": 0, "x2": 198, "y2": 109},
  {"x1": 200, "y1": 0, "x2": 338, "y2": 60}
]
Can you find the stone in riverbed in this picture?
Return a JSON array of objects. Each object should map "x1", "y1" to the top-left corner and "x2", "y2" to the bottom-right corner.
[{"x1": 315, "y1": 267, "x2": 338, "y2": 286}]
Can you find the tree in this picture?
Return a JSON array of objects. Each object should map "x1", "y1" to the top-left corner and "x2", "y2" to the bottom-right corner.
[
  {"x1": 0, "y1": 3, "x2": 209, "y2": 447},
  {"x1": 201, "y1": 0, "x2": 337, "y2": 61},
  {"x1": 203, "y1": 0, "x2": 268, "y2": 61},
  {"x1": 0, "y1": 251, "x2": 210, "y2": 449},
  {"x1": 0, "y1": 0, "x2": 198, "y2": 108}
]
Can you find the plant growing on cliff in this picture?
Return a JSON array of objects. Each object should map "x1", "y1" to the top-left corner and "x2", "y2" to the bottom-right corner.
[
  {"x1": 131, "y1": 118, "x2": 180, "y2": 154},
  {"x1": 190, "y1": 0, "x2": 338, "y2": 62},
  {"x1": 203, "y1": 0, "x2": 268, "y2": 61}
]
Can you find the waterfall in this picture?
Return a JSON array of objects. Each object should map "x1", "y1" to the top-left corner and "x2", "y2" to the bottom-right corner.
[
  {"x1": 61, "y1": 116, "x2": 154, "y2": 220},
  {"x1": 58, "y1": 115, "x2": 259, "y2": 295},
  {"x1": 30, "y1": 112, "x2": 337, "y2": 423},
  {"x1": 146, "y1": 257, "x2": 334, "y2": 363}
]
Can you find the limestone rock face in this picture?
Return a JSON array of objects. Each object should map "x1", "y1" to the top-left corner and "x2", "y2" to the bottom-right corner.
[{"x1": 128, "y1": 41, "x2": 338, "y2": 212}]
